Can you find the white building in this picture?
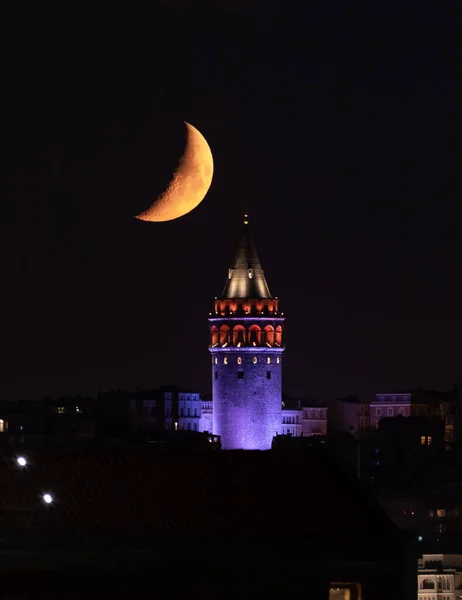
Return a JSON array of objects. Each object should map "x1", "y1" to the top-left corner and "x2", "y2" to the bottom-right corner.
[
  {"x1": 281, "y1": 395, "x2": 328, "y2": 437},
  {"x1": 199, "y1": 394, "x2": 213, "y2": 433},
  {"x1": 418, "y1": 553, "x2": 462, "y2": 600}
]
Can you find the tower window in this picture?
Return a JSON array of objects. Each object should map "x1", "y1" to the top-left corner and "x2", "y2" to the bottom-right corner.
[
  {"x1": 214, "y1": 371, "x2": 218, "y2": 380},
  {"x1": 276, "y1": 357, "x2": 280, "y2": 364},
  {"x1": 214, "y1": 357, "x2": 217, "y2": 364},
  {"x1": 238, "y1": 371, "x2": 244, "y2": 379},
  {"x1": 266, "y1": 371, "x2": 271, "y2": 379},
  {"x1": 267, "y1": 357, "x2": 271, "y2": 364},
  {"x1": 224, "y1": 357, "x2": 228, "y2": 364},
  {"x1": 237, "y1": 357, "x2": 242, "y2": 364},
  {"x1": 252, "y1": 357, "x2": 257, "y2": 364}
]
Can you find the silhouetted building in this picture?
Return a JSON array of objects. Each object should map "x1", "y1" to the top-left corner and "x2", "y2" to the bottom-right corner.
[
  {"x1": 328, "y1": 395, "x2": 370, "y2": 434},
  {"x1": 0, "y1": 446, "x2": 415, "y2": 599},
  {"x1": 377, "y1": 416, "x2": 445, "y2": 469}
]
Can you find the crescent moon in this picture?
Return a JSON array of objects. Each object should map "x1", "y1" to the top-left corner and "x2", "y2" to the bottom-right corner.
[{"x1": 135, "y1": 121, "x2": 214, "y2": 222}]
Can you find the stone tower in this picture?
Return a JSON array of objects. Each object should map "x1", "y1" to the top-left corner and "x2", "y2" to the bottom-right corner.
[{"x1": 209, "y1": 214, "x2": 285, "y2": 450}]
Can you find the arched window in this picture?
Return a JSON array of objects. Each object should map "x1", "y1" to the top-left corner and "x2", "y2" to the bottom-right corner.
[
  {"x1": 211, "y1": 326, "x2": 218, "y2": 346},
  {"x1": 249, "y1": 325, "x2": 261, "y2": 345},
  {"x1": 219, "y1": 325, "x2": 230, "y2": 345},
  {"x1": 275, "y1": 325, "x2": 283, "y2": 346},
  {"x1": 421, "y1": 579, "x2": 434, "y2": 590},
  {"x1": 264, "y1": 325, "x2": 274, "y2": 346},
  {"x1": 233, "y1": 325, "x2": 246, "y2": 345}
]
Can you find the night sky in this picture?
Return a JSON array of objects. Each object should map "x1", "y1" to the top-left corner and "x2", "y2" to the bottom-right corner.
[{"x1": 1, "y1": 4, "x2": 462, "y2": 401}]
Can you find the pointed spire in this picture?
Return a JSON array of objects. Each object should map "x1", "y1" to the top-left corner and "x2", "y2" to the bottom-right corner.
[{"x1": 221, "y1": 216, "x2": 271, "y2": 299}]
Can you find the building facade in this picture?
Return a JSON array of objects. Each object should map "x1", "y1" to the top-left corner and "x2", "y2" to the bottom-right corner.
[
  {"x1": 281, "y1": 395, "x2": 328, "y2": 437},
  {"x1": 418, "y1": 554, "x2": 462, "y2": 600},
  {"x1": 369, "y1": 392, "x2": 441, "y2": 429},
  {"x1": 209, "y1": 214, "x2": 284, "y2": 450},
  {"x1": 129, "y1": 386, "x2": 202, "y2": 432}
]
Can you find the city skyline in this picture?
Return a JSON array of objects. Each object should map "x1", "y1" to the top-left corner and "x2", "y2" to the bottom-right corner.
[{"x1": 1, "y1": 9, "x2": 462, "y2": 403}]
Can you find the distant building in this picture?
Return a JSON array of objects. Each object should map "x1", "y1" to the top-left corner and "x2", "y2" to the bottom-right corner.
[
  {"x1": 301, "y1": 403, "x2": 328, "y2": 436},
  {"x1": 328, "y1": 396, "x2": 370, "y2": 434},
  {"x1": 129, "y1": 386, "x2": 202, "y2": 432},
  {"x1": 281, "y1": 395, "x2": 328, "y2": 437},
  {"x1": 418, "y1": 553, "x2": 462, "y2": 600},
  {"x1": 369, "y1": 390, "x2": 452, "y2": 429},
  {"x1": 199, "y1": 393, "x2": 213, "y2": 433},
  {"x1": 377, "y1": 416, "x2": 445, "y2": 466},
  {"x1": 0, "y1": 396, "x2": 95, "y2": 446}
]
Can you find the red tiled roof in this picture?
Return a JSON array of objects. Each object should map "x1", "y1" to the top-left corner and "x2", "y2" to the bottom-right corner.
[{"x1": 0, "y1": 448, "x2": 393, "y2": 535}]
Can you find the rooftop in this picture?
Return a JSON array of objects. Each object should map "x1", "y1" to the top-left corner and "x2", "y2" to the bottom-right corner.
[
  {"x1": 0, "y1": 447, "x2": 396, "y2": 539},
  {"x1": 221, "y1": 214, "x2": 271, "y2": 299}
]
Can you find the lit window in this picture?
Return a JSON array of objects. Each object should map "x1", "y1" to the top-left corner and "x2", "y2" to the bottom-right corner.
[
  {"x1": 174, "y1": 422, "x2": 178, "y2": 431},
  {"x1": 421, "y1": 436, "x2": 426, "y2": 445},
  {"x1": 237, "y1": 357, "x2": 242, "y2": 364},
  {"x1": 267, "y1": 357, "x2": 271, "y2": 364},
  {"x1": 429, "y1": 510, "x2": 434, "y2": 518},
  {"x1": 58, "y1": 406, "x2": 65, "y2": 414},
  {"x1": 214, "y1": 357, "x2": 217, "y2": 364},
  {"x1": 276, "y1": 357, "x2": 280, "y2": 364},
  {"x1": 436, "y1": 509, "x2": 446, "y2": 518},
  {"x1": 0, "y1": 419, "x2": 4, "y2": 433},
  {"x1": 252, "y1": 357, "x2": 257, "y2": 364},
  {"x1": 329, "y1": 583, "x2": 362, "y2": 599},
  {"x1": 224, "y1": 357, "x2": 228, "y2": 364},
  {"x1": 427, "y1": 436, "x2": 432, "y2": 445}
]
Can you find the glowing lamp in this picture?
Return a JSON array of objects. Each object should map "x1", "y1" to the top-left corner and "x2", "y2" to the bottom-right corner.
[
  {"x1": 43, "y1": 493, "x2": 53, "y2": 504},
  {"x1": 17, "y1": 456, "x2": 27, "y2": 467}
]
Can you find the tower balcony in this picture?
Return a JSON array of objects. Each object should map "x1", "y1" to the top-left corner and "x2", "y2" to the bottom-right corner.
[
  {"x1": 209, "y1": 344, "x2": 285, "y2": 353},
  {"x1": 209, "y1": 322, "x2": 283, "y2": 349},
  {"x1": 212, "y1": 298, "x2": 282, "y2": 318}
]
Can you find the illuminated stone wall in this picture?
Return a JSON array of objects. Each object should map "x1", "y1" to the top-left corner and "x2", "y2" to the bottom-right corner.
[{"x1": 211, "y1": 348, "x2": 283, "y2": 450}]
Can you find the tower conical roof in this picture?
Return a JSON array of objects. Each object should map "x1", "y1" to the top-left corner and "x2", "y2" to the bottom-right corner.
[{"x1": 221, "y1": 214, "x2": 271, "y2": 299}]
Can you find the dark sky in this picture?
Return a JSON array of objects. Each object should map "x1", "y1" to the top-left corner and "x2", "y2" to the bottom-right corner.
[{"x1": 1, "y1": 3, "x2": 462, "y2": 401}]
